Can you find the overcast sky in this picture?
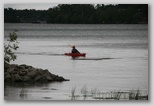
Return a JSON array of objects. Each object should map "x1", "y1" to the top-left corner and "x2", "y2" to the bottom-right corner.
[{"x1": 4, "y1": 3, "x2": 58, "y2": 10}]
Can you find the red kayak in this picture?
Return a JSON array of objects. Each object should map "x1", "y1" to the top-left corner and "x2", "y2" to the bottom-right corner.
[{"x1": 64, "y1": 53, "x2": 86, "y2": 57}]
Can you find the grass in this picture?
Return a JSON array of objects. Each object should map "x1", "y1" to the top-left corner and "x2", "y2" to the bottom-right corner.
[
  {"x1": 70, "y1": 86, "x2": 148, "y2": 100},
  {"x1": 71, "y1": 86, "x2": 80, "y2": 100},
  {"x1": 19, "y1": 88, "x2": 28, "y2": 99},
  {"x1": 81, "y1": 85, "x2": 88, "y2": 100}
]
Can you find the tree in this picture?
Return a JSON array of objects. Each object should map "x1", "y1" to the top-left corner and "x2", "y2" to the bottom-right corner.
[
  {"x1": 4, "y1": 4, "x2": 148, "y2": 24},
  {"x1": 4, "y1": 31, "x2": 19, "y2": 63}
]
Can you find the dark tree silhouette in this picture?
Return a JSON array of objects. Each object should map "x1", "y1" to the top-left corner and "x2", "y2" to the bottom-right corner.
[{"x1": 4, "y1": 4, "x2": 148, "y2": 24}]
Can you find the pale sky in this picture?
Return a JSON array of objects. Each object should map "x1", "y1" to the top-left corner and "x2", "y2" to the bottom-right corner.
[{"x1": 4, "y1": 3, "x2": 58, "y2": 10}]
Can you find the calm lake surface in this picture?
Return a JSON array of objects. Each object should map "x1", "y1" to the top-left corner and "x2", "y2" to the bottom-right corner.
[{"x1": 4, "y1": 23, "x2": 148, "y2": 100}]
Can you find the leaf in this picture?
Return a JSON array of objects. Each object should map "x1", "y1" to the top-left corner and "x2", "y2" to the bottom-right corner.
[{"x1": 4, "y1": 31, "x2": 19, "y2": 63}]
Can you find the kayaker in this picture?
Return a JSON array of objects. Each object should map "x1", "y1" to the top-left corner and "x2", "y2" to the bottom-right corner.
[{"x1": 72, "y1": 46, "x2": 80, "y2": 53}]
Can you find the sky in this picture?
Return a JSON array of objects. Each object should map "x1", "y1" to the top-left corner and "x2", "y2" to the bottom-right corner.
[
  {"x1": 4, "y1": 3, "x2": 58, "y2": 10},
  {"x1": 3, "y1": 0, "x2": 151, "y2": 10}
]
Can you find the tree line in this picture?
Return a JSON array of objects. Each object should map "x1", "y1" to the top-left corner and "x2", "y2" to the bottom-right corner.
[{"x1": 4, "y1": 4, "x2": 148, "y2": 24}]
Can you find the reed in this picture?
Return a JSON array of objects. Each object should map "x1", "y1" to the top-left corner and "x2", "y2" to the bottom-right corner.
[
  {"x1": 19, "y1": 88, "x2": 28, "y2": 99},
  {"x1": 70, "y1": 86, "x2": 148, "y2": 100},
  {"x1": 71, "y1": 87, "x2": 76, "y2": 100},
  {"x1": 81, "y1": 85, "x2": 88, "y2": 100}
]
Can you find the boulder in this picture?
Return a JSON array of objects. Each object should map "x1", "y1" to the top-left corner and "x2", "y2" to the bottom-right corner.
[
  {"x1": 7, "y1": 66, "x2": 15, "y2": 73},
  {"x1": 4, "y1": 72, "x2": 12, "y2": 81},
  {"x1": 34, "y1": 75, "x2": 43, "y2": 81},
  {"x1": 38, "y1": 75, "x2": 48, "y2": 82},
  {"x1": 10, "y1": 64, "x2": 18, "y2": 68},
  {"x1": 22, "y1": 76, "x2": 31, "y2": 82},
  {"x1": 53, "y1": 75, "x2": 65, "y2": 81},
  {"x1": 20, "y1": 64, "x2": 30, "y2": 69},
  {"x1": 4, "y1": 63, "x2": 69, "y2": 82},
  {"x1": 28, "y1": 67, "x2": 36, "y2": 72},
  {"x1": 37, "y1": 69, "x2": 44, "y2": 75},
  {"x1": 20, "y1": 64, "x2": 27, "y2": 69},
  {"x1": 27, "y1": 70, "x2": 37, "y2": 78},
  {"x1": 14, "y1": 74, "x2": 22, "y2": 81},
  {"x1": 18, "y1": 71, "x2": 27, "y2": 76},
  {"x1": 46, "y1": 76, "x2": 53, "y2": 81},
  {"x1": 17, "y1": 66, "x2": 25, "y2": 70},
  {"x1": 37, "y1": 69, "x2": 50, "y2": 75},
  {"x1": 12, "y1": 71, "x2": 18, "y2": 75},
  {"x1": 45, "y1": 74, "x2": 53, "y2": 81},
  {"x1": 18, "y1": 69, "x2": 28, "y2": 75},
  {"x1": 33, "y1": 75, "x2": 48, "y2": 82}
]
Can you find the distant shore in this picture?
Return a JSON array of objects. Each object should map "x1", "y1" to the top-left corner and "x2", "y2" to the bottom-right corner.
[{"x1": 4, "y1": 62, "x2": 69, "y2": 83}]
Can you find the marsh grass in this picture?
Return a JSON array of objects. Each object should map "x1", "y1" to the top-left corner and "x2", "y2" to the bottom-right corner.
[
  {"x1": 81, "y1": 85, "x2": 88, "y2": 100},
  {"x1": 71, "y1": 87, "x2": 76, "y2": 100},
  {"x1": 19, "y1": 88, "x2": 28, "y2": 99},
  {"x1": 70, "y1": 86, "x2": 80, "y2": 100},
  {"x1": 70, "y1": 86, "x2": 148, "y2": 100}
]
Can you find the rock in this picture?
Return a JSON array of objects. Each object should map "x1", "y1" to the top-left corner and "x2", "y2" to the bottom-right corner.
[
  {"x1": 38, "y1": 75, "x2": 48, "y2": 82},
  {"x1": 37, "y1": 69, "x2": 49, "y2": 75},
  {"x1": 4, "y1": 72, "x2": 12, "y2": 81},
  {"x1": 14, "y1": 74, "x2": 22, "y2": 81},
  {"x1": 33, "y1": 75, "x2": 49, "y2": 82},
  {"x1": 28, "y1": 67, "x2": 36, "y2": 72},
  {"x1": 34, "y1": 75, "x2": 43, "y2": 81},
  {"x1": 7, "y1": 66, "x2": 15, "y2": 73},
  {"x1": 18, "y1": 69, "x2": 25, "y2": 72},
  {"x1": 10, "y1": 64, "x2": 18, "y2": 68},
  {"x1": 14, "y1": 68, "x2": 19, "y2": 72},
  {"x1": 18, "y1": 66, "x2": 25, "y2": 70},
  {"x1": 37, "y1": 69, "x2": 44, "y2": 75},
  {"x1": 20, "y1": 64, "x2": 28, "y2": 69},
  {"x1": 21, "y1": 64, "x2": 33, "y2": 69},
  {"x1": 46, "y1": 76, "x2": 53, "y2": 81},
  {"x1": 49, "y1": 73, "x2": 56, "y2": 78},
  {"x1": 18, "y1": 69, "x2": 28, "y2": 75},
  {"x1": 53, "y1": 75, "x2": 66, "y2": 81},
  {"x1": 45, "y1": 75, "x2": 53, "y2": 81},
  {"x1": 4, "y1": 63, "x2": 69, "y2": 82},
  {"x1": 12, "y1": 71, "x2": 18, "y2": 74},
  {"x1": 27, "y1": 70, "x2": 37, "y2": 78},
  {"x1": 18, "y1": 71, "x2": 27, "y2": 76},
  {"x1": 22, "y1": 76, "x2": 31, "y2": 81}
]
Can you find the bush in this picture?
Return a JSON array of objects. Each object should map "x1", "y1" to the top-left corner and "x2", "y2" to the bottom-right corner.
[{"x1": 4, "y1": 31, "x2": 19, "y2": 63}]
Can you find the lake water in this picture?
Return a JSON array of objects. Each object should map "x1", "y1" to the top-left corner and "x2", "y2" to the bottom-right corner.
[{"x1": 4, "y1": 23, "x2": 148, "y2": 100}]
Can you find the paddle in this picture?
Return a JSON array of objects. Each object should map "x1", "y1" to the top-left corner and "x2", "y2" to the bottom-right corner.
[{"x1": 68, "y1": 44, "x2": 73, "y2": 48}]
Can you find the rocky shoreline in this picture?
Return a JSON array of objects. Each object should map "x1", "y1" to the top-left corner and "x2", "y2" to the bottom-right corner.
[{"x1": 4, "y1": 62, "x2": 69, "y2": 82}]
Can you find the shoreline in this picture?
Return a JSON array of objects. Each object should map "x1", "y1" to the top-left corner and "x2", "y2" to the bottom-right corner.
[{"x1": 4, "y1": 62, "x2": 69, "y2": 83}]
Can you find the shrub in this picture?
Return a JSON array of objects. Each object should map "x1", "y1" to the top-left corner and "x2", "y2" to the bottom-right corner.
[{"x1": 4, "y1": 31, "x2": 19, "y2": 63}]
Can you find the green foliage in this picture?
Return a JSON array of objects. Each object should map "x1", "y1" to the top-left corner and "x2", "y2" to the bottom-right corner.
[
  {"x1": 4, "y1": 31, "x2": 19, "y2": 63},
  {"x1": 4, "y1": 4, "x2": 148, "y2": 24},
  {"x1": 4, "y1": 8, "x2": 46, "y2": 23}
]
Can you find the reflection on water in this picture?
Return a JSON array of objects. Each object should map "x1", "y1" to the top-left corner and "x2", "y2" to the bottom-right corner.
[{"x1": 4, "y1": 82, "x2": 64, "y2": 100}]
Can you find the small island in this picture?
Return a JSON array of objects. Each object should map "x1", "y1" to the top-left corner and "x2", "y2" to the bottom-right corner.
[{"x1": 4, "y1": 62, "x2": 69, "y2": 82}]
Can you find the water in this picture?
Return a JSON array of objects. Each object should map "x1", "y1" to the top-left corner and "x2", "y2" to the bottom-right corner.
[{"x1": 4, "y1": 23, "x2": 148, "y2": 100}]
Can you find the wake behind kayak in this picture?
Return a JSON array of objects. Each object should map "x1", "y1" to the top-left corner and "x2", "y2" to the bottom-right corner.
[
  {"x1": 72, "y1": 57, "x2": 114, "y2": 60},
  {"x1": 64, "y1": 53, "x2": 115, "y2": 60}
]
